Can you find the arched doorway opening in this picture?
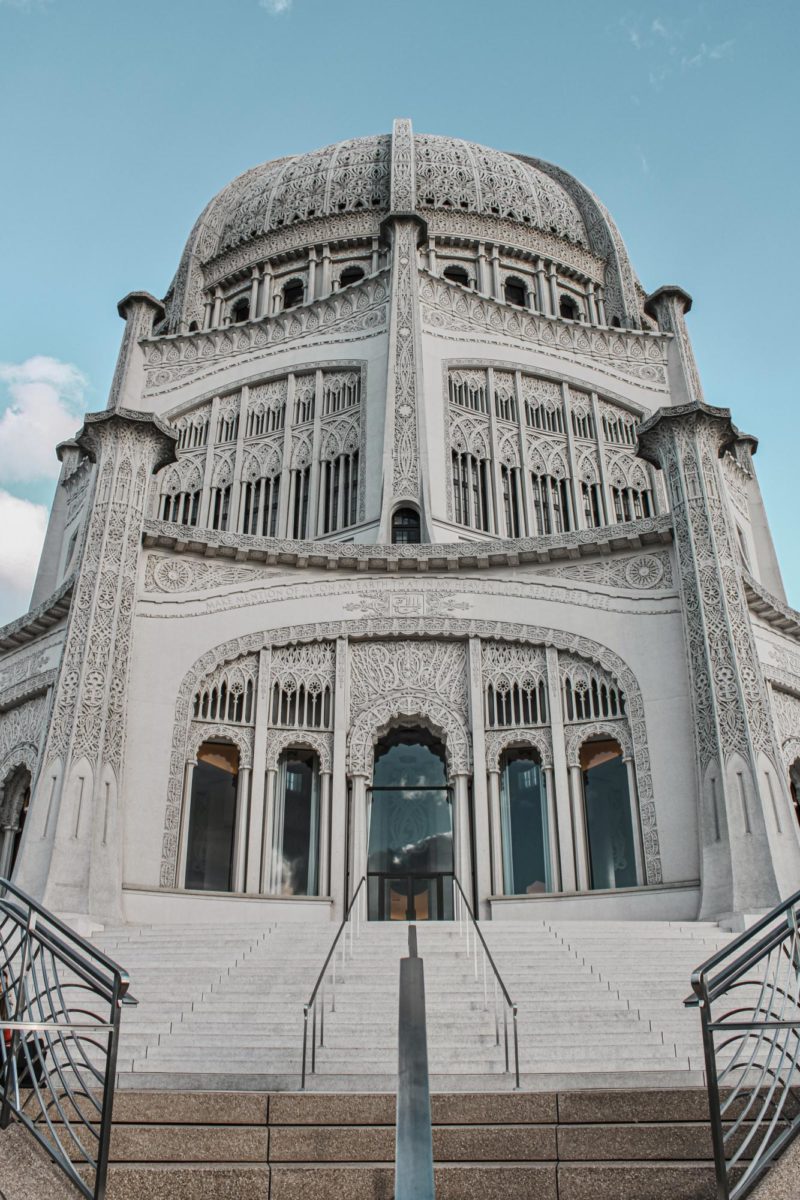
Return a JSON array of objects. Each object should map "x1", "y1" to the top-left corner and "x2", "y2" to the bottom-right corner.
[
  {"x1": 0, "y1": 765, "x2": 31, "y2": 880},
  {"x1": 185, "y1": 741, "x2": 239, "y2": 891},
  {"x1": 273, "y1": 748, "x2": 321, "y2": 896},
  {"x1": 580, "y1": 737, "x2": 638, "y2": 890},
  {"x1": 367, "y1": 727, "x2": 454, "y2": 920},
  {"x1": 499, "y1": 748, "x2": 553, "y2": 895}
]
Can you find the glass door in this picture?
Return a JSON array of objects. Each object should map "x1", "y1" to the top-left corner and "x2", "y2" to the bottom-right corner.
[{"x1": 367, "y1": 727, "x2": 454, "y2": 920}]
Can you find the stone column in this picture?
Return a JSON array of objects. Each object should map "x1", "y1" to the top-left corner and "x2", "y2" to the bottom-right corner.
[
  {"x1": 249, "y1": 267, "x2": 260, "y2": 317},
  {"x1": 638, "y1": 308, "x2": 800, "y2": 915},
  {"x1": 543, "y1": 766, "x2": 561, "y2": 892},
  {"x1": 467, "y1": 637, "x2": 492, "y2": 916},
  {"x1": 486, "y1": 769, "x2": 503, "y2": 894},
  {"x1": 318, "y1": 770, "x2": 332, "y2": 896},
  {"x1": 569, "y1": 764, "x2": 591, "y2": 890},
  {"x1": 545, "y1": 646, "x2": 576, "y2": 891},
  {"x1": 16, "y1": 395, "x2": 177, "y2": 920},
  {"x1": 261, "y1": 767, "x2": 278, "y2": 893},
  {"x1": 452, "y1": 773, "x2": 474, "y2": 906},
  {"x1": 350, "y1": 774, "x2": 369, "y2": 898},
  {"x1": 329, "y1": 637, "x2": 349, "y2": 917},
  {"x1": 624, "y1": 756, "x2": 645, "y2": 885},
  {"x1": 232, "y1": 766, "x2": 251, "y2": 891},
  {"x1": 246, "y1": 646, "x2": 271, "y2": 893}
]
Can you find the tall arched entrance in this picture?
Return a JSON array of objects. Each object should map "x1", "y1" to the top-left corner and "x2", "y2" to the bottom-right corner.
[{"x1": 367, "y1": 728, "x2": 454, "y2": 920}]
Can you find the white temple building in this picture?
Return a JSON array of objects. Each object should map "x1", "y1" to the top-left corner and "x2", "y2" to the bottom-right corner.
[{"x1": 3, "y1": 118, "x2": 800, "y2": 931}]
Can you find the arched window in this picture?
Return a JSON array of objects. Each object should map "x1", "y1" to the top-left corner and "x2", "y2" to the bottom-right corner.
[
  {"x1": 320, "y1": 449, "x2": 359, "y2": 534},
  {"x1": 452, "y1": 450, "x2": 491, "y2": 531},
  {"x1": 241, "y1": 471, "x2": 281, "y2": 537},
  {"x1": 580, "y1": 738, "x2": 638, "y2": 890},
  {"x1": 504, "y1": 277, "x2": 528, "y2": 308},
  {"x1": 210, "y1": 485, "x2": 231, "y2": 531},
  {"x1": 499, "y1": 749, "x2": 553, "y2": 895},
  {"x1": 290, "y1": 466, "x2": 311, "y2": 538},
  {"x1": 500, "y1": 465, "x2": 521, "y2": 538},
  {"x1": 185, "y1": 741, "x2": 240, "y2": 892},
  {"x1": 231, "y1": 297, "x2": 250, "y2": 323},
  {"x1": 611, "y1": 484, "x2": 653, "y2": 524},
  {"x1": 161, "y1": 488, "x2": 200, "y2": 527},
  {"x1": 581, "y1": 481, "x2": 604, "y2": 528},
  {"x1": 0, "y1": 765, "x2": 31, "y2": 880},
  {"x1": 273, "y1": 749, "x2": 320, "y2": 896},
  {"x1": 443, "y1": 265, "x2": 470, "y2": 288},
  {"x1": 392, "y1": 506, "x2": 421, "y2": 544},
  {"x1": 188, "y1": 321, "x2": 199, "y2": 333},
  {"x1": 559, "y1": 295, "x2": 580, "y2": 321},
  {"x1": 530, "y1": 472, "x2": 572, "y2": 535},
  {"x1": 339, "y1": 266, "x2": 365, "y2": 288},
  {"x1": 282, "y1": 279, "x2": 304, "y2": 309}
]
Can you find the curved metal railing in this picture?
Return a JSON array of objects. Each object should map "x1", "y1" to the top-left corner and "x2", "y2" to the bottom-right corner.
[
  {"x1": 300, "y1": 875, "x2": 366, "y2": 1089},
  {"x1": 0, "y1": 878, "x2": 134, "y2": 1200},
  {"x1": 685, "y1": 887, "x2": 800, "y2": 1200},
  {"x1": 452, "y1": 876, "x2": 520, "y2": 1088}
]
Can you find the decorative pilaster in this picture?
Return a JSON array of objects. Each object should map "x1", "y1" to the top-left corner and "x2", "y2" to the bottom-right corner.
[
  {"x1": 639, "y1": 402, "x2": 800, "y2": 916},
  {"x1": 16, "y1": 409, "x2": 176, "y2": 920},
  {"x1": 467, "y1": 638, "x2": 492, "y2": 916},
  {"x1": 380, "y1": 118, "x2": 426, "y2": 536},
  {"x1": 645, "y1": 286, "x2": 704, "y2": 407}
]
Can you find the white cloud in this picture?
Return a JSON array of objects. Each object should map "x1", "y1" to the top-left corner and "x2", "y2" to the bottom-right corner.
[
  {"x1": 0, "y1": 356, "x2": 86, "y2": 485},
  {"x1": 260, "y1": 0, "x2": 292, "y2": 13},
  {"x1": 651, "y1": 18, "x2": 669, "y2": 39},
  {"x1": 0, "y1": 490, "x2": 48, "y2": 626}
]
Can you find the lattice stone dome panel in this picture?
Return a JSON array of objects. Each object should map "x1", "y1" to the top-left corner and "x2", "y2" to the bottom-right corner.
[{"x1": 184, "y1": 133, "x2": 590, "y2": 269}]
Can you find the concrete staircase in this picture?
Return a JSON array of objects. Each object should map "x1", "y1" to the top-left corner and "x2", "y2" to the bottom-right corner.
[
  {"x1": 90, "y1": 916, "x2": 735, "y2": 1090},
  {"x1": 87, "y1": 1087, "x2": 731, "y2": 1199}
]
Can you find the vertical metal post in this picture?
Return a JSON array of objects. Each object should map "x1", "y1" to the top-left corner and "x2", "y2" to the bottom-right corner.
[
  {"x1": 301, "y1": 1005, "x2": 309, "y2": 1090},
  {"x1": 395, "y1": 925, "x2": 435, "y2": 1200}
]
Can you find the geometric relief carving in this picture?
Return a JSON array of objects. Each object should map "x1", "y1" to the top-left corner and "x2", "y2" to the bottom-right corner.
[
  {"x1": 565, "y1": 720, "x2": 634, "y2": 767},
  {"x1": 531, "y1": 551, "x2": 672, "y2": 591},
  {"x1": 485, "y1": 727, "x2": 553, "y2": 771},
  {"x1": 389, "y1": 221, "x2": 422, "y2": 500},
  {"x1": 144, "y1": 554, "x2": 278, "y2": 594},
  {"x1": 350, "y1": 640, "x2": 468, "y2": 717},
  {"x1": 0, "y1": 695, "x2": 46, "y2": 781},
  {"x1": 187, "y1": 721, "x2": 253, "y2": 768},
  {"x1": 770, "y1": 687, "x2": 800, "y2": 766}
]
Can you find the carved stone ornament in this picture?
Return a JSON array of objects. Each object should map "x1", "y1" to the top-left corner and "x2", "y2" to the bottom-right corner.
[
  {"x1": 485, "y1": 727, "x2": 553, "y2": 771},
  {"x1": 187, "y1": 721, "x2": 254, "y2": 768},
  {"x1": 565, "y1": 720, "x2": 634, "y2": 767},
  {"x1": 0, "y1": 696, "x2": 46, "y2": 782},
  {"x1": 265, "y1": 729, "x2": 333, "y2": 773}
]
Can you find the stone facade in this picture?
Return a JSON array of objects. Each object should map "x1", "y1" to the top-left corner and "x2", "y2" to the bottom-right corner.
[{"x1": 3, "y1": 120, "x2": 799, "y2": 926}]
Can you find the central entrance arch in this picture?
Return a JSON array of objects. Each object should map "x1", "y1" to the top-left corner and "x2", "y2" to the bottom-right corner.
[{"x1": 367, "y1": 727, "x2": 454, "y2": 920}]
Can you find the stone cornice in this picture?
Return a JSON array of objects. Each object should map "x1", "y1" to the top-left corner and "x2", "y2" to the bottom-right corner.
[
  {"x1": 0, "y1": 669, "x2": 58, "y2": 713},
  {"x1": 0, "y1": 579, "x2": 74, "y2": 653},
  {"x1": 141, "y1": 514, "x2": 673, "y2": 573},
  {"x1": 744, "y1": 573, "x2": 800, "y2": 642}
]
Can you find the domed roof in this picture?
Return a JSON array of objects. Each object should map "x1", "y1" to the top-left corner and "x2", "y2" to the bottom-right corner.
[
  {"x1": 165, "y1": 120, "x2": 642, "y2": 331},
  {"x1": 199, "y1": 132, "x2": 589, "y2": 265}
]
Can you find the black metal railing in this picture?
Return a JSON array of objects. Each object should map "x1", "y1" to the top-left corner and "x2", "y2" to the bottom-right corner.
[
  {"x1": 452, "y1": 876, "x2": 520, "y2": 1088},
  {"x1": 685, "y1": 887, "x2": 800, "y2": 1200},
  {"x1": 0, "y1": 878, "x2": 134, "y2": 1200},
  {"x1": 300, "y1": 875, "x2": 366, "y2": 1089},
  {"x1": 395, "y1": 925, "x2": 435, "y2": 1200}
]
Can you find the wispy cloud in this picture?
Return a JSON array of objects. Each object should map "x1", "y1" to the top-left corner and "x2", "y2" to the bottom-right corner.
[
  {"x1": 621, "y1": 12, "x2": 735, "y2": 87},
  {"x1": 0, "y1": 0, "x2": 53, "y2": 9},
  {"x1": 683, "y1": 39, "x2": 736, "y2": 68},
  {"x1": 0, "y1": 356, "x2": 86, "y2": 484},
  {"x1": 259, "y1": 0, "x2": 292, "y2": 13},
  {"x1": 0, "y1": 490, "x2": 48, "y2": 625}
]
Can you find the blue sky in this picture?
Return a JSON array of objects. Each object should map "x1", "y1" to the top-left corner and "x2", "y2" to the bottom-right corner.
[{"x1": 1, "y1": 0, "x2": 798, "y2": 620}]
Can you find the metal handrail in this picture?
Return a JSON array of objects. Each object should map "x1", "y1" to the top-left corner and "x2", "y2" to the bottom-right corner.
[
  {"x1": 395, "y1": 925, "x2": 435, "y2": 1200},
  {"x1": 300, "y1": 875, "x2": 366, "y2": 1089},
  {"x1": 0, "y1": 877, "x2": 135, "y2": 1200},
  {"x1": 684, "y1": 887, "x2": 800, "y2": 1200},
  {"x1": 451, "y1": 876, "x2": 520, "y2": 1088}
]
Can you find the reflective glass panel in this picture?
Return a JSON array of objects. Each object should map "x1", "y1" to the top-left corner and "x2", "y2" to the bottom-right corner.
[
  {"x1": 581, "y1": 739, "x2": 637, "y2": 890},
  {"x1": 276, "y1": 750, "x2": 319, "y2": 896},
  {"x1": 368, "y1": 729, "x2": 453, "y2": 920},
  {"x1": 500, "y1": 750, "x2": 552, "y2": 894},
  {"x1": 185, "y1": 742, "x2": 238, "y2": 891}
]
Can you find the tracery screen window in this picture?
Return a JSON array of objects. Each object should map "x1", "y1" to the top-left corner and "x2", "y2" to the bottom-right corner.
[{"x1": 452, "y1": 451, "x2": 491, "y2": 531}]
